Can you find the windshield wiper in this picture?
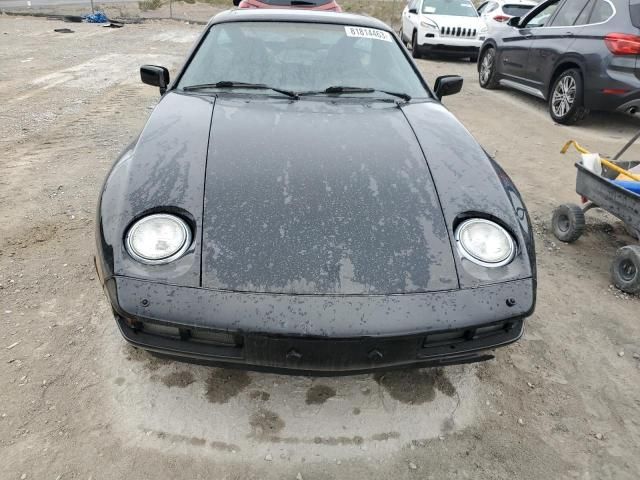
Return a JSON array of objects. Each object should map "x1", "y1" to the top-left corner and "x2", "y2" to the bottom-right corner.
[
  {"x1": 300, "y1": 86, "x2": 411, "y2": 102},
  {"x1": 183, "y1": 81, "x2": 299, "y2": 99}
]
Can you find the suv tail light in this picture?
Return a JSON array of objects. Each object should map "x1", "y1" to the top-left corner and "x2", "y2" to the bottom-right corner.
[
  {"x1": 493, "y1": 15, "x2": 511, "y2": 22},
  {"x1": 604, "y1": 33, "x2": 640, "y2": 55}
]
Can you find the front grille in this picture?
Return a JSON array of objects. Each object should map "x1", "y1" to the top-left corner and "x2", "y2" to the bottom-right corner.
[{"x1": 440, "y1": 26, "x2": 477, "y2": 37}]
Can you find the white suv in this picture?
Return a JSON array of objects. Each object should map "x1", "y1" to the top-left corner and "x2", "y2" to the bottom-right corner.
[
  {"x1": 401, "y1": 0, "x2": 488, "y2": 62},
  {"x1": 477, "y1": 0, "x2": 537, "y2": 35}
]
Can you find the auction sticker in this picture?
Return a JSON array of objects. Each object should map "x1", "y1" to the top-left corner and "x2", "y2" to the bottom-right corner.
[{"x1": 344, "y1": 26, "x2": 392, "y2": 42}]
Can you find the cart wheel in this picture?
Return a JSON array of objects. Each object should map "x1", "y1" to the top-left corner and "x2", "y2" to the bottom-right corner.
[
  {"x1": 552, "y1": 204, "x2": 585, "y2": 243},
  {"x1": 611, "y1": 245, "x2": 640, "y2": 294}
]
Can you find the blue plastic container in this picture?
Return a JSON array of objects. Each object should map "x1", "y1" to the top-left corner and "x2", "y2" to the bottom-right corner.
[{"x1": 611, "y1": 180, "x2": 640, "y2": 196}]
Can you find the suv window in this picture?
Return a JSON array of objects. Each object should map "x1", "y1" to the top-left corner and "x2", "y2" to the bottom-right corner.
[
  {"x1": 589, "y1": 0, "x2": 614, "y2": 22},
  {"x1": 632, "y1": 0, "x2": 640, "y2": 28},
  {"x1": 486, "y1": 2, "x2": 499, "y2": 13},
  {"x1": 503, "y1": 4, "x2": 536, "y2": 16},
  {"x1": 574, "y1": 0, "x2": 594, "y2": 24},
  {"x1": 550, "y1": 0, "x2": 591, "y2": 26},
  {"x1": 522, "y1": 1, "x2": 560, "y2": 27}
]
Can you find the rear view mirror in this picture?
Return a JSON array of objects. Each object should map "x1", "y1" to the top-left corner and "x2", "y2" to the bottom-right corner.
[
  {"x1": 433, "y1": 75, "x2": 463, "y2": 100},
  {"x1": 140, "y1": 65, "x2": 170, "y2": 95},
  {"x1": 507, "y1": 16, "x2": 521, "y2": 27},
  {"x1": 408, "y1": 7, "x2": 417, "y2": 13}
]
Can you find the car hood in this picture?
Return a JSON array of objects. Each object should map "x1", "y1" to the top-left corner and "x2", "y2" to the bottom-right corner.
[
  {"x1": 201, "y1": 96, "x2": 458, "y2": 294},
  {"x1": 424, "y1": 14, "x2": 484, "y2": 29},
  {"x1": 99, "y1": 92, "x2": 533, "y2": 295}
]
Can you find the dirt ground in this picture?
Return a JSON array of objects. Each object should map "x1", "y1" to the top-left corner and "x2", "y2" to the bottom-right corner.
[{"x1": 1, "y1": 14, "x2": 640, "y2": 480}]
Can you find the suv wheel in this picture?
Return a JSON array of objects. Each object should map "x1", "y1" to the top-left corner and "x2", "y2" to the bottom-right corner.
[
  {"x1": 411, "y1": 31, "x2": 421, "y2": 59},
  {"x1": 549, "y1": 69, "x2": 589, "y2": 125},
  {"x1": 478, "y1": 47, "x2": 498, "y2": 89}
]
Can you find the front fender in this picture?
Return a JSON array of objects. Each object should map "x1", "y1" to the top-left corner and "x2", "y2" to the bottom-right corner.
[{"x1": 96, "y1": 92, "x2": 215, "y2": 287}]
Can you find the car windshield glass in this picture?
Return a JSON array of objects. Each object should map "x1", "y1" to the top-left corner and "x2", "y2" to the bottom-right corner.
[
  {"x1": 502, "y1": 4, "x2": 535, "y2": 15},
  {"x1": 421, "y1": 0, "x2": 478, "y2": 17},
  {"x1": 178, "y1": 22, "x2": 429, "y2": 99}
]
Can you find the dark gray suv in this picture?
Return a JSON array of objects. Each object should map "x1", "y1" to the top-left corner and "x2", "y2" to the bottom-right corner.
[{"x1": 478, "y1": 0, "x2": 640, "y2": 124}]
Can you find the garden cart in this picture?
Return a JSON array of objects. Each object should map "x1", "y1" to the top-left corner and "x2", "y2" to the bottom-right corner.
[{"x1": 551, "y1": 131, "x2": 640, "y2": 294}]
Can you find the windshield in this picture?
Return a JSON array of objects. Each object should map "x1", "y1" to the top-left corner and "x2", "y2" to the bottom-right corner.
[
  {"x1": 178, "y1": 22, "x2": 429, "y2": 98},
  {"x1": 421, "y1": 0, "x2": 478, "y2": 17}
]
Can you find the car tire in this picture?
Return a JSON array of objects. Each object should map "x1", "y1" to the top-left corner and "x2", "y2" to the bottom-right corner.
[
  {"x1": 549, "y1": 69, "x2": 589, "y2": 125},
  {"x1": 611, "y1": 245, "x2": 640, "y2": 294},
  {"x1": 551, "y1": 203, "x2": 585, "y2": 243},
  {"x1": 478, "y1": 47, "x2": 498, "y2": 89},
  {"x1": 411, "y1": 31, "x2": 421, "y2": 59}
]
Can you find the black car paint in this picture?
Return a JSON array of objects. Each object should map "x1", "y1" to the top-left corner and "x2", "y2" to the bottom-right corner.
[
  {"x1": 96, "y1": 10, "x2": 536, "y2": 373},
  {"x1": 480, "y1": 0, "x2": 640, "y2": 113}
]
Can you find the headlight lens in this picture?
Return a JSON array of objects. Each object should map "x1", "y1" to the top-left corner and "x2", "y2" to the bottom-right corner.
[
  {"x1": 420, "y1": 19, "x2": 438, "y2": 29},
  {"x1": 455, "y1": 219, "x2": 515, "y2": 267},
  {"x1": 125, "y1": 214, "x2": 191, "y2": 264}
]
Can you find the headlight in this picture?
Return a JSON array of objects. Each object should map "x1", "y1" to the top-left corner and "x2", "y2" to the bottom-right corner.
[
  {"x1": 420, "y1": 19, "x2": 439, "y2": 30},
  {"x1": 125, "y1": 213, "x2": 191, "y2": 264},
  {"x1": 455, "y1": 219, "x2": 515, "y2": 267}
]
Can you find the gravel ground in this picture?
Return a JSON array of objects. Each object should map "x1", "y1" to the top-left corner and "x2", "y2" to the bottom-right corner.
[{"x1": 1, "y1": 14, "x2": 640, "y2": 480}]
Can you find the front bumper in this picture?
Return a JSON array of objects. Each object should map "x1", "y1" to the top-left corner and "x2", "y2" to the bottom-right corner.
[
  {"x1": 418, "y1": 33, "x2": 483, "y2": 55},
  {"x1": 104, "y1": 276, "x2": 533, "y2": 374}
]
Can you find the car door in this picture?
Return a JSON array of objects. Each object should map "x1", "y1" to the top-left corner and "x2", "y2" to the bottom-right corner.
[
  {"x1": 525, "y1": 0, "x2": 592, "y2": 90},
  {"x1": 498, "y1": 1, "x2": 560, "y2": 82}
]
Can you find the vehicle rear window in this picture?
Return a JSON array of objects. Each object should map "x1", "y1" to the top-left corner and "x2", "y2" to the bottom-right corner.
[
  {"x1": 589, "y1": 0, "x2": 614, "y2": 22},
  {"x1": 502, "y1": 4, "x2": 535, "y2": 16},
  {"x1": 633, "y1": 0, "x2": 640, "y2": 28}
]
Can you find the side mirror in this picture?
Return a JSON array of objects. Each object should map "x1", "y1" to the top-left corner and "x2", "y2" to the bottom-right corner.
[
  {"x1": 507, "y1": 16, "x2": 521, "y2": 27},
  {"x1": 433, "y1": 75, "x2": 463, "y2": 100},
  {"x1": 409, "y1": 7, "x2": 417, "y2": 13},
  {"x1": 232, "y1": 0, "x2": 240, "y2": 5},
  {"x1": 140, "y1": 65, "x2": 170, "y2": 95}
]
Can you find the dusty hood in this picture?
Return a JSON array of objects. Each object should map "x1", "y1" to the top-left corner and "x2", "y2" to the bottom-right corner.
[{"x1": 201, "y1": 98, "x2": 458, "y2": 294}]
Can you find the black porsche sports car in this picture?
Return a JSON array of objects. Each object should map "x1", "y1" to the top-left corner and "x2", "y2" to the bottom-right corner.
[{"x1": 95, "y1": 9, "x2": 536, "y2": 374}]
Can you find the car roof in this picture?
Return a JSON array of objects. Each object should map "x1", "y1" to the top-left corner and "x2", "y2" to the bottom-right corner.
[{"x1": 208, "y1": 8, "x2": 392, "y2": 32}]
